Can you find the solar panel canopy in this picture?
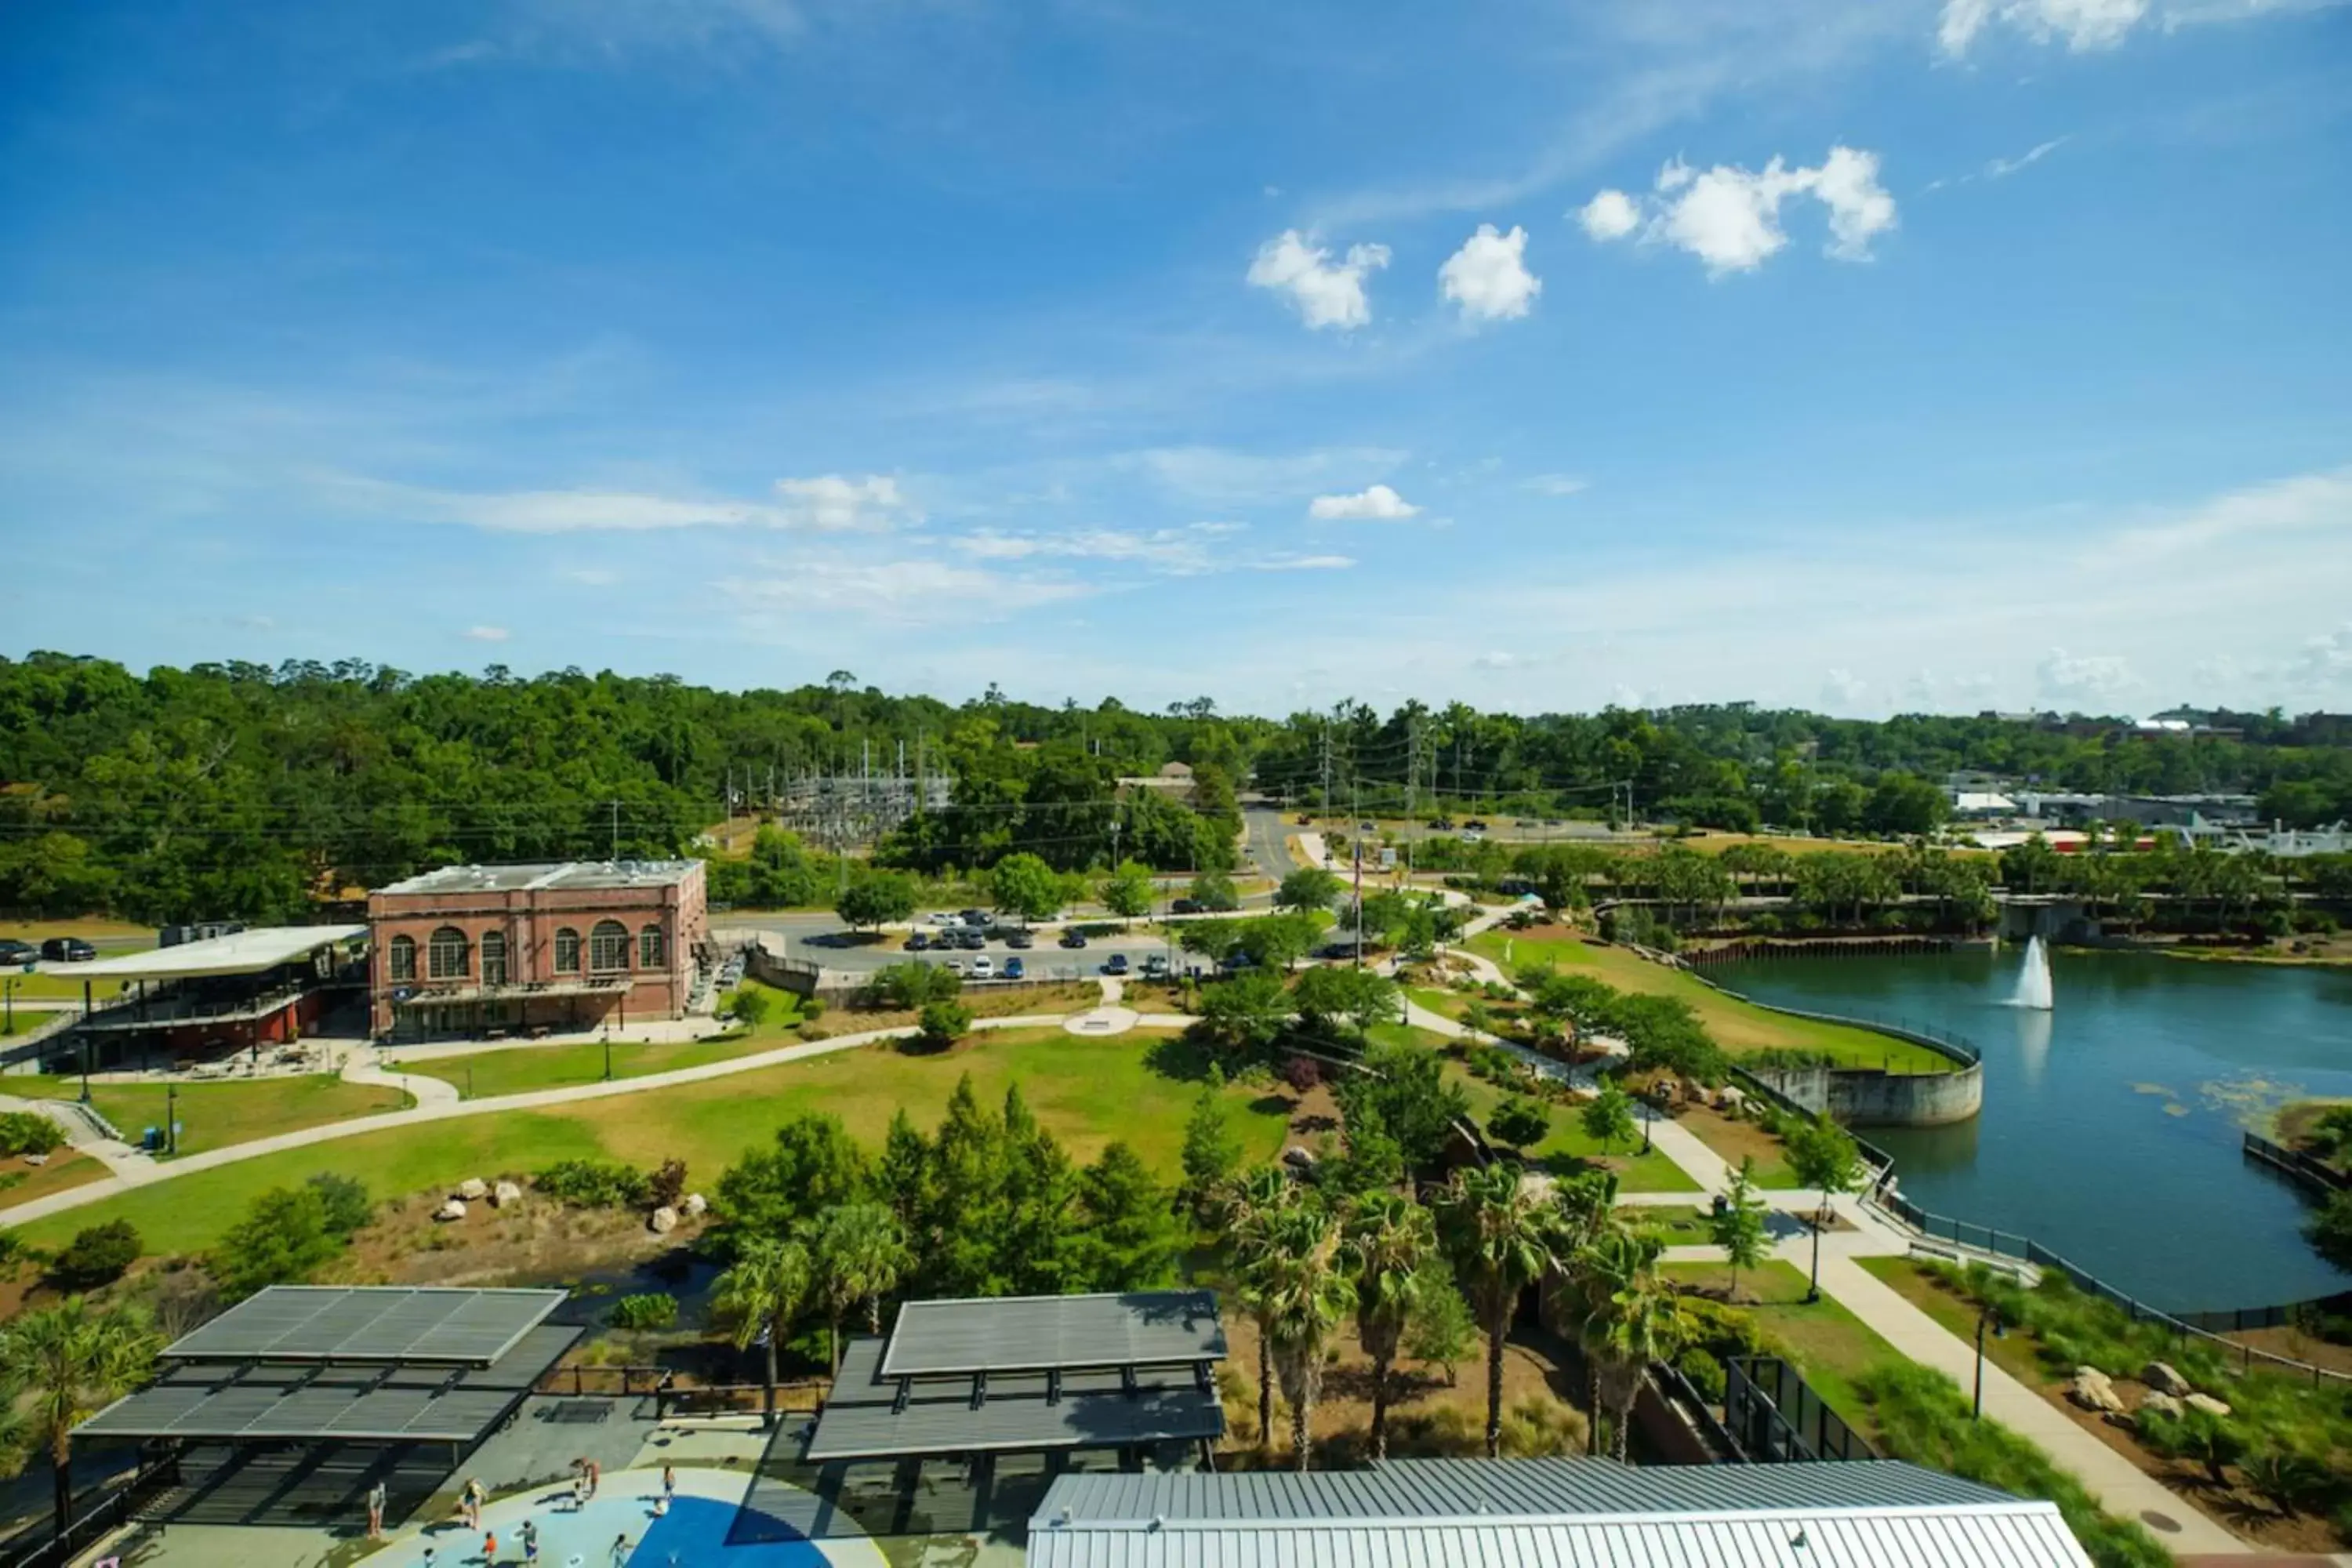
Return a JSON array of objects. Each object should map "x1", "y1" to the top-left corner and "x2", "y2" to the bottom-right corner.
[
  {"x1": 164, "y1": 1287, "x2": 565, "y2": 1367},
  {"x1": 880, "y1": 1290, "x2": 1225, "y2": 1377}
]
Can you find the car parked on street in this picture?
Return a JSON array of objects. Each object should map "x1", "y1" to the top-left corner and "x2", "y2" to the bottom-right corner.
[
  {"x1": 930, "y1": 911, "x2": 963, "y2": 926},
  {"x1": 1142, "y1": 954, "x2": 1169, "y2": 978},
  {"x1": 940, "y1": 955, "x2": 966, "y2": 975},
  {"x1": 960, "y1": 909, "x2": 991, "y2": 926},
  {"x1": 906, "y1": 931, "x2": 931, "y2": 951},
  {"x1": 971, "y1": 956, "x2": 994, "y2": 979},
  {"x1": 1058, "y1": 930, "x2": 1087, "y2": 949},
  {"x1": 1103, "y1": 953, "x2": 1130, "y2": 975},
  {"x1": 1464, "y1": 819, "x2": 1488, "y2": 832},
  {"x1": 1170, "y1": 898, "x2": 1203, "y2": 916},
  {"x1": 1005, "y1": 929, "x2": 1034, "y2": 949},
  {"x1": 1002, "y1": 956, "x2": 1025, "y2": 980},
  {"x1": 0, "y1": 939, "x2": 36, "y2": 967},
  {"x1": 41, "y1": 937, "x2": 96, "y2": 963},
  {"x1": 957, "y1": 930, "x2": 985, "y2": 950}
]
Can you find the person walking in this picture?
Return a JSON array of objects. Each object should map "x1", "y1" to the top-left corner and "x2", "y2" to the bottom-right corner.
[
  {"x1": 584, "y1": 1459, "x2": 600, "y2": 1499},
  {"x1": 609, "y1": 1532, "x2": 631, "y2": 1565},
  {"x1": 660, "y1": 1465, "x2": 675, "y2": 1504},
  {"x1": 482, "y1": 1528, "x2": 499, "y2": 1563},
  {"x1": 520, "y1": 1518, "x2": 539, "y2": 1563},
  {"x1": 366, "y1": 1478, "x2": 387, "y2": 1541}
]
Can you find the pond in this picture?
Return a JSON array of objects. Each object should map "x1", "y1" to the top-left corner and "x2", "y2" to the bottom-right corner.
[{"x1": 1714, "y1": 947, "x2": 2352, "y2": 1312}]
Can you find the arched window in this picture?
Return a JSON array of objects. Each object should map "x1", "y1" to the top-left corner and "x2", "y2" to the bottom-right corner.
[
  {"x1": 481, "y1": 929, "x2": 508, "y2": 987},
  {"x1": 589, "y1": 919, "x2": 631, "y2": 972},
  {"x1": 388, "y1": 935, "x2": 416, "y2": 982},
  {"x1": 639, "y1": 924, "x2": 665, "y2": 968},
  {"x1": 554, "y1": 927, "x2": 581, "y2": 974},
  {"x1": 426, "y1": 925, "x2": 470, "y2": 981}
]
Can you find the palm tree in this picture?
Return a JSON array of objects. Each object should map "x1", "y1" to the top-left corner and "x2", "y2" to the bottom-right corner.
[
  {"x1": 713, "y1": 1236, "x2": 811, "y2": 1425},
  {"x1": 807, "y1": 1202, "x2": 909, "y2": 1375},
  {"x1": 1225, "y1": 1167, "x2": 1294, "y2": 1451},
  {"x1": 0, "y1": 1299, "x2": 162, "y2": 1532},
  {"x1": 1436, "y1": 1163, "x2": 1564, "y2": 1457},
  {"x1": 1341, "y1": 1193, "x2": 1436, "y2": 1460},
  {"x1": 1581, "y1": 1269, "x2": 1685, "y2": 1461},
  {"x1": 1258, "y1": 1203, "x2": 1355, "y2": 1470}
]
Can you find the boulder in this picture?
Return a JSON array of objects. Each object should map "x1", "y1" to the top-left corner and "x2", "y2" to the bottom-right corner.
[
  {"x1": 434, "y1": 1199, "x2": 467, "y2": 1222},
  {"x1": 2138, "y1": 1392, "x2": 2184, "y2": 1421},
  {"x1": 1718, "y1": 1086, "x2": 1747, "y2": 1111},
  {"x1": 2066, "y1": 1368, "x2": 2125, "y2": 1415},
  {"x1": 492, "y1": 1180, "x2": 523, "y2": 1209},
  {"x1": 681, "y1": 1192, "x2": 708, "y2": 1218},
  {"x1": 1282, "y1": 1146, "x2": 1317, "y2": 1170},
  {"x1": 650, "y1": 1205, "x2": 680, "y2": 1234},
  {"x1": 2141, "y1": 1361, "x2": 2190, "y2": 1397},
  {"x1": 2184, "y1": 1392, "x2": 2232, "y2": 1418},
  {"x1": 457, "y1": 1177, "x2": 490, "y2": 1202}
]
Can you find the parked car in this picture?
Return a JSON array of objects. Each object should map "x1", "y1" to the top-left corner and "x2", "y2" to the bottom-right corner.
[
  {"x1": 959, "y1": 909, "x2": 991, "y2": 926},
  {"x1": 41, "y1": 937, "x2": 96, "y2": 963},
  {"x1": 1059, "y1": 930, "x2": 1088, "y2": 949},
  {"x1": 1170, "y1": 898, "x2": 1203, "y2": 916},
  {"x1": 1005, "y1": 929, "x2": 1034, "y2": 949},
  {"x1": 1103, "y1": 953, "x2": 1131, "y2": 975},
  {"x1": 1359, "y1": 820, "x2": 1376, "y2": 832},
  {"x1": 940, "y1": 955, "x2": 966, "y2": 975},
  {"x1": 906, "y1": 931, "x2": 931, "y2": 952},
  {"x1": 1142, "y1": 954, "x2": 1169, "y2": 978},
  {"x1": 970, "y1": 956, "x2": 995, "y2": 979},
  {"x1": 957, "y1": 930, "x2": 986, "y2": 950},
  {"x1": 1464, "y1": 819, "x2": 1488, "y2": 831},
  {"x1": 0, "y1": 939, "x2": 36, "y2": 967},
  {"x1": 929, "y1": 911, "x2": 963, "y2": 926},
  {"x1": 1428, "y1": 817, "x2": 1454, "y2": 830},
  {"x1": 1002, "y1": 956, "x2": 1025, "y2": 980}
]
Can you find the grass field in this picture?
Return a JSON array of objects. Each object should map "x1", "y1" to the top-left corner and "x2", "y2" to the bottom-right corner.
[
  {"x1": 1624, "y1": 1204, "x2": 1712, "y2": 1244},
  {"x1": 1410, "y1": 1032, "x2": 1699, "y2": 1195},
  {"x1": 5, "y1": 1073, "x2": 412, "y2": 1158},
  {"x1": 0, "y1": 1149, "x2": 111, "y2": 1207},
  {"x1": 1, "y1": 974, "x2": 133, "y2": 1001},
  {"x1": 0, "y1": 920, "x2": 154, "y2": 946},
  {"x1": 1665, "y1": 1258, "x2": 1904, "y2": 1429},
  {"x1": 1465, "y1": 931, "x2": 1952, "y2": 1074},
  {"x1": 10, "y1": 1028, "x2": 1290, "y2": 1257},
  {"x1": 416, "y1": 1029, "x2": 781, "y2": 1099}
]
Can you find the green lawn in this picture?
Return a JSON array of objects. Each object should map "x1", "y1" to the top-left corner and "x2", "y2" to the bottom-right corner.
[
  {"x1": 1624, "y1": 1204, "x2": 1712, "y2": 1244},
  {"x1": 5, "y1": 1073, "x2": 412, "y2": 1158},
  {"x1": 1665, "y1": 1258, "x2": 1905, "y2": 1431},
  {"x1": 0, "y1": 974, "x2": 133, "y2": 1002},
  {"x1": 1853, "y1": 1256, "x2": 2060, "y2": 1391},
  {"x1": 1415, "y1": 1032, "x2": 1699, "y2": 1195},
  {"x1": 13, "y1": 1028, "x2": 1290, "y2": 1257},
  {"x1": 412, "y1": 1032, "x2": 786, "y2": 1099},
  {"x1": 1466, "y1": 931, "x2": 1953, "y2": 1073}
]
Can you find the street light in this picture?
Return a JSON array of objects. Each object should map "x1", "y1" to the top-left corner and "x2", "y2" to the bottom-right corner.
[{"x1": 1973, "y1": 1305, "x2": 2007, "y2": 1420}]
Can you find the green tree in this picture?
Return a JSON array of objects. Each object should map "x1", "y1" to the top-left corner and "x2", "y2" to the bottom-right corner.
[
  {"x1": 1581, "y1": 1268, "x2": 1685, "y2": 1461},
  {"x1": 1178, "y1": 917, "x2": 1243, "y2": 967},
  {"x1": 1863, "y1": 771, "x2": 1949, "y2": 837},
  {"x1": 1276, "y1": 866, "x2": 1343, "y2": 914},
  {"x1": 0, "y1": 1298, "x2": 162, "y2": 1532},
  {"x1": 1785, "y1": 1112, "x2": 1867, "y2": 1299},
  {"x1": 712, "y1": 1236, "x2": 812, "y2": 1425},
  {"x1": 1258, "y1": 1200, "x2": 1354, "y2": 1470},
  {"x1": 1188, "y1": 870, "x2": 1238, "y2": 910},
  {"x1": 1074, "y1": 1142, "x2": 1181, "y2": 1289},
  {"x1": 49, "y1": 1221, "x2": 141, "y2": 1293},
  {"x1": 918, "y1": 999, "x2": 973, "y2": 1044},
  {"x1": 1196, "y1": 968, "x2": 1290, "y2": 1054},
  {"x1": 1098, "y1": 859, "x2": 1156, "y2": 922},
  {"x1": 1487, "y1": 1096, "x2": 1551, "y2": 1154},
  {"x1": 1343, "y1": 1192, "x2": 1438, "y2": 1459},
  {"x1": 1580, "y1": 1084, "x2": 1637, "y2": 1156},
  {"x1": 874, "y1": 959, "x2": 960, "y2": 1009},
  {"x1": 989, "y1": 851, "x2": 1064, "y2": 924},
  {"x1": 1338, "y1": 1038, "x2": 1473, "y2": 1173},
  {"x1": 2303, "y1": 1189, "x2": 2352, "y2": 1272},
  {"x1": 1290, "y1": 965, "x2": 1400, "y2": 1039},
  {"x1": 1237, "y1": 911, "x2": 1320, "y2": 971},
  {"x1": 1437, "y1": 1162, "x2": 1565, "y2": 1457},
  {"x1": 836, "y1": 870, "x2": 916, "y2": 929},
  {"x1": 1403, "y1": 1263, "x2": 1475, "y2": 1386},
  {"x1": 728, "y1": 985, "x2": 773, "y2": 1028},
  {"x1": 1225, "y1": 1167, "x2": 1294, "y2": 1450},
  {"x1": 713, "y1": 1112, "x2": 873, "y2": 1258},
  {"x1": 306, "y1": 1173, "x2": 373, "y2": 1239},
  {"x1": 806, "y1": 1200, "x2": 910, "y2": 1374},
  {"x1": 211, "y1": 1189, "x2": 339, "y2": 1300},
  {"x1": 1708, "y1": 1157, "x2": 1769, "y2": 1301},
  {"x1": 1178, "y1": 1087, "x2": 1242, "y2": 1221}
]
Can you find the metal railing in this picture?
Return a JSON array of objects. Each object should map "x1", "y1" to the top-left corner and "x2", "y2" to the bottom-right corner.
[
  {"x1": 0, "y1": 1458, "x2": 173, "y2": 1568},
  {"x1": 1663, "y1": 953, "x2": 1981, "y2": 1070},
  {"x1": 530, "y1": 1363, "x2": 828, "y2": 1419},
  {"x1": 2242, "y1": 1130, "x2": 2350, "y2": 1195},
  {"x1": 1723, "y1": 1356, "x2": 1875, "y2": 1463}
]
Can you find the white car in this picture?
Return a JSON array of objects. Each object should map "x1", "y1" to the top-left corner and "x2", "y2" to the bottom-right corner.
[
  {"x1": 940, "y1": 956, "x2": 966, "y2": 975},
  {"x1": 928, "y1": 912, "x2": 962, "y2": 926},
  {"x1": 970, "y1": 956, "x2": 995, "y2": 979}
]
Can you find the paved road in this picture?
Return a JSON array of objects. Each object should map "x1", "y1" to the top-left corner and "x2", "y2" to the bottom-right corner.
[
  {"x1": 1243, "y1": 805, "x2": 1298, "y2": 879},
  {"x1": 713, "y1": 918, "x2": 1179, "y2": 978}
]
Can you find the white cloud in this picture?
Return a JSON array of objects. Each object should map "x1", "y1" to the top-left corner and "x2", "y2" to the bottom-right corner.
[
  {"x1": 1253, "y1": 554, "x2": 1356, "y2": 572},
  {"x1": 771, "y1": 474, "x2": 918, "y2": 530},
  {"x1": 1939, "y1": 0, "x2": 2151, "y2": 55},
  {"x1": 1821, "y1": 669, "x2": 1870, "y2": 710},
  {"x1": 1810, "y1": 146, "x2": 1898, "y2": 260},
  {"x1": 2036, "y1": 648, "x2": 2138, "y2": 703},
  {"x1": 1613, "y1": 146, "x2": 1896, "y2": 274},
  {"x1": 1986, "y1": 137, "x2": 2067, "y2": 178},
  {"x1": 2113, "y1": 465, "x2": 2352, "y2": 554},
  {"x1": 2289, "y1": 625, "x2": 2352, "y2": 688},
  {"x1": 1577, "y1": 189, "x2": 1641, "y2": 241},
  {"x1": 464, "y1": 625, "x2": 511, "y2": 642},
  {"x1": 1438, "y1": 224, "x2": 1541, "y2": 321},
  {"x1": 1524, "y1": 474, "x2": 1589, "y2": 496},
  {"x1": 1120, "y1": 445, "x2": 1406, "y2": 505},
  {"x1": 1246, "y1": 230, "x2": 1391, "y2": 331},
  {"x1": 1473, "y1": 651, "x2": 1526, "y2": 670},
  {"x1": 1308, "y1": 485, "x2": 1421, "y2": 522},
  {"x1": 331, "y1": 472, "x2": 917, "y2": 533},
  {"x1": 952, "y1": 524, "x2": 1236, "y2": 575}
]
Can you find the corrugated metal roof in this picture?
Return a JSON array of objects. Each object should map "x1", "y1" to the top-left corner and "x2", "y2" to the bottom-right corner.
[
  {"x1": 883, "y1": 1290, "x2": 1226, "y2": 1377},
  {"x1": 1036, "y1": 1458, "x2": 2017, "y2": 1524},
  {"x1": 1025, "y1": 1507, "x2": 2094, "y2": 1568},
  {"x1": 61, "y1": 925, "x2": 362, "y2": 981}
]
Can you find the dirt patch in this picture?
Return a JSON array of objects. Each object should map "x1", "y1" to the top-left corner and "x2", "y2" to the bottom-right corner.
[
  {"x1": 1676, "y1": 1104, "x2": 1793, "y2": 1181},
  {"x1": 333, "y1": 1190, "x2": 702, "y2": 1289},
  {"x1": 2220, "y1": 1323, "x2": 2352, "y2": 1377}
]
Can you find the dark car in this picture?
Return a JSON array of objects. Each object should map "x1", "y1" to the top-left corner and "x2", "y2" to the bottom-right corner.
[
  {"x1": 1170, "y1": 898, "x2": 1203, "y2": 916},
  {"x1": 41, "y1": 937, "x2": 96, "y2": 963},
  {"x1": 0, "y1": 939, "x2": 36, "y2": 968},
  {"x1": 957, "y1": 929, "x2": 986, "y2": 950},
  {"x1": 1428, "y1": 817, "x2": 1454, "y2": 830},
  {"x1": 1103, "y1": 953, "x2": 1131, "y2": 975},
  {"x1": 1463, "y1": 819, "x2": 1488, "y2": 832},
  {"x1": 905, "y1": 930, "x2": 931, "y2": 952},
  {"x1": 1005, "y1": 929, "x2": 1034, "y2": 949},
  {"x1": 1296, "y1": 813, "x2": 1313, "y2": 825},
  {"x1": 1058, "y1": 930, "x2": 1088, "y2": 949},
  {"x1": 959, "y1": 908, "x2": 991, "y2": 926}
]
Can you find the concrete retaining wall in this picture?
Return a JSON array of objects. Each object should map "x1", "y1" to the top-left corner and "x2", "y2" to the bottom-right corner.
[{"x1": 1744, "y1": 1059, "x2": 1985, "y2": 1127}]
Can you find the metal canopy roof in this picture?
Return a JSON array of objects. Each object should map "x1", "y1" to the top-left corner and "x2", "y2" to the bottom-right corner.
[
  {"x1": 1039, "y1": 1457, "x2": 2018, "y2": 1523},
  {"x1": 1025, "y1": 1507, "x2": 2095, "y2": 1568},
  {"x1": 163, "y1": 1287, "x2": 566, "y2": 1367},
  {"x1": 881, "y1": 1290, "x2": 1225, "y2": 1377},
  {"x1": 803, "y1": 1334, "x2": 1224, "y2": 1463},
  {"x1": 78, "y1": 1326, "x2": 577, "y2": 1446},
  {"x1": 58, "y1": 926, "x2": 363, "y2": 982}
]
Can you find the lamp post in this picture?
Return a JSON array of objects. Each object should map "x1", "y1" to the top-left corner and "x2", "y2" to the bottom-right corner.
[
  {"x1": 165, "y1": 1080, "x2": 177, "y2": 1156},
  {"x1": 1973, "y1": 1305, "x2": 2006, "y2": 1420}
]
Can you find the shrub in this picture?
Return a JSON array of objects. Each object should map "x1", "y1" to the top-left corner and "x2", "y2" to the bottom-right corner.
[
  {"x1": 1487, "y1": 1096, "x2": 1551, "y2": 1152},
  {"x1": 1675, "y1": 1347, "x2": 1726, "y2": 1403},
  {"x1": 52, "y1": 1219, "x2": 141, "y2": 1290},
  {"x1": 609, "y1": 1292, "x2": 680, "y2": 1331},
  {"x1": 306, "y1": 1172, "x2": 373, "y2": 1238},
  {"x1": 728, "y1": 987, "x2": 772, "y2": 1028},
  {"x1": 0, "y1": 1110, "x2": 65, "y2": 1157},
  {"x1": 918, "y1": 1000, "x2": 972, "y2": 1044},
  {"x1": 1497, "y1": 1395, "x2": 1588, "y2": 1458},
  {"x1": 876, "y1": 961, "x2": 960, "y2": 1011},
  {"x1": 211, "y1": 1187, "x2": 339, "y2": 1300},
  {"x1": 1279, "y1": 1054, "x2": 1323, "y2": 1093},
  {"x1": 801, "y1": 996, "x2": 826, "y2": 1021},
  {"x1": 649, "y1": 1158, "x2": 688, "y2": 1210},
  {"x1": 538, "y1": 1159, "x2": 651, "y2": 1209}
]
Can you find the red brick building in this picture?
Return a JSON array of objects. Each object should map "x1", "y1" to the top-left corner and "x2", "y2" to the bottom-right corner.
[{"x1": 367, "y1": 861, "x2": 709, "y2": 1040}]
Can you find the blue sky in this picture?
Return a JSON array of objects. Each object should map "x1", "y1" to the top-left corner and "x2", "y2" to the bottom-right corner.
[{"x1": 2, "y1": 0, "x2": 2349, "y2": 718}]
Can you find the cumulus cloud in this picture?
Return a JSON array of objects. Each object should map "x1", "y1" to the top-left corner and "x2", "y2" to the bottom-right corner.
[
  {"x1": 1939, "y1": 0, "x2": 2150, "y2": 54},
  {"x1": 464, "y1": 625, "x2": 511, "y2": 642},
  {"x1": 1577, "y1": 190, "x2": 1641, "y2": 241},
  {"x1": 1308, "y1": 485, "x2": 1420, "y2": 522},
  {"x1": 1580, "y1": 147, "x2": 1896, "y2": 275},
  {"x1": 1438, "y1": 224, "x2": 1541, "y2": 321},
  {"x1": 2037, "y1": 648, "x2": 2138, "y2": 703},
  {"x1": 1246, "y1": 230, "x2": 1391, "y2": 331}
]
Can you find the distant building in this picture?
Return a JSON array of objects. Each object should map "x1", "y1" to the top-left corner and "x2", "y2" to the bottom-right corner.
[
  {"x1": 1947, "y1": 791, "x2": 2018, "y2": 818},
  {"x1": 1116, "y1": 760, "x2": 1196, "y2": 804},
  {"x1": 366, "y1": 860, "x2": 707, "y2": 1040}
]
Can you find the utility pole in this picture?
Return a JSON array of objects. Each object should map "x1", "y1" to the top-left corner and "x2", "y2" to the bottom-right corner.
[{"x1": 609, "y1": 800, "x2": 620, "y2": 859}]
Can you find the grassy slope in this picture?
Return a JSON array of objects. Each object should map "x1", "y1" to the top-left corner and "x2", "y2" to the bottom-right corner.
[
  {"x1": 14, "y1": 1028, "x2": 1289, "y2": 1256},
  {"x1": 1466, "y1": 931, "x2": 1951, "y2": 1074},
  {"x1": 7, "y1": 1074, "x2": 411, "y2": 1157},
  {"x1": 1665, "y1": 1258, "x2": 1904, "y2": 1429},
  {"x1": 414, "y1": 1033, "x2": 788, "y2": 1099},
  {"x1": 1410, "y1": 1033, "x2": 1699, "y2": 1194},
  {"x1": 0, "y1": 1149, "x2": 111, "y2": 1206}
]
